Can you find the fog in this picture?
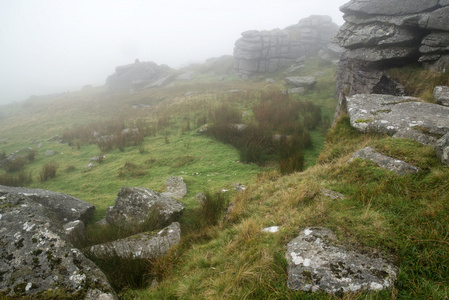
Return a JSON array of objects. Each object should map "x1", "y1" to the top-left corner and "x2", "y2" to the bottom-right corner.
[{"x1": 0, "y1": 0, "x2": 347, "y2": 105}]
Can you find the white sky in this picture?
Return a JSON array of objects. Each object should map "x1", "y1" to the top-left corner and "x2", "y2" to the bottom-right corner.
[{"x1": 0, "y1": 0, "x2": 348, "y2": 105}]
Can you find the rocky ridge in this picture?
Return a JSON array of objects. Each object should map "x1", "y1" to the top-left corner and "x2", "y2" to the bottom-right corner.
[{"x1": 234, "y1": 15, "x2": 340, "y2": 77}]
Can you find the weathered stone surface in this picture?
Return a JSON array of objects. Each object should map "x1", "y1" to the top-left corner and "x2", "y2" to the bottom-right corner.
[
  {"x1": 45, "y1": 150, "x2": 55, "y2": 156},
  {"x1": 87, "y1": 222, "x2": 181, "y2": 259},
  {"x1": 285, "y1": 77, "x2": 317, "y2": 88},
  {"x1": 105, "y1": 187, "x2": 185, "y2": 226},
  {"x1": 434, "y1": 86, "x2": 449, "y2": 106},
  {"x1": 345, "y1": 94, "x2": 449, "y2": 138},
  {"x1": 435, "y1": 132, "x2": 449, "y2": 165},
  {"x1": 340, "y1": 0, "x2": 439, "y2": 16},
  {"x1": 286, "y1": 227, "x2": 397, "y2": 293},
  {"x1": 0, "y1": 192, "x2": 116, "y2": 298},
  {"x1": 0, "y1": 185, "x2": 95, "y2": 223},
  {"x1": 349, "y1": 147, "x2": 420, "y2": 175},
  {"x1": 284, "y1": 87, "x2": 305, "y2": 95},
  {"x1": 336, "y1": 23, "x2": 418, "y2": 49},
  {"x1": 393, "y1": 129, "x2": 439, "y2": 145},
  {"x1": 63, "y1": 220, "x2": 86, "y2": 244},
  {"x1": 346, "y1": 46, "x2": 419, "y2": 62},
  {"x1": 426, "y1": 7, "x2": 449, "y2": 31},
  {"x1": 195, "y1": 192, "x2": 206, "y2": 203},
  {"x1": 162, "y1": 176, "x2": 187, "y2": 200},
  {"x1": 234, "y1": 15, "x2": 339, "y2": 76}
]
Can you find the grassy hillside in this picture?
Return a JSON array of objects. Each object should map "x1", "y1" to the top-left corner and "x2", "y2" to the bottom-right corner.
[{"x1": 1, "y1": 58, "x2": 448, "y2": 299}]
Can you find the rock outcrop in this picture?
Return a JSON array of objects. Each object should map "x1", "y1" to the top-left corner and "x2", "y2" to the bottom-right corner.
[
  {"x1": 234, "y1": 15, "x2": 340, "y2": 77},
  {"x1": 286, "y1": 227, "x2": 397, "y2": 293},
  {"x1": 105, "y1": 187, "x2": 185, "y2": 226},
  {"x1": 106, "y1": 60, "x2": 174, "y2": 91},
  {"x1": 162, "y1": 176, "x2": 187, "y2": 200},
  {"x1": 334, "y1": 0, "x2": 449, "y2": 105},
  {"x1": 0, "y1": 189, "x2": 116, "y2": 299}
]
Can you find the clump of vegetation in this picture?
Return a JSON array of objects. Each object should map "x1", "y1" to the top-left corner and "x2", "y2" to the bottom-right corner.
[
  {"x1": 39, "y1": 163, "x2": 58, "y2": 182},
  {"x1": 3, "y1": 156, "x2": 27, "y2": 172},
  {"x1": 389, "y1": 64, "x2": 449, "y2": 101},
  {"x1": 0, "y1": 171, "x2": 32, "y2": 186}
]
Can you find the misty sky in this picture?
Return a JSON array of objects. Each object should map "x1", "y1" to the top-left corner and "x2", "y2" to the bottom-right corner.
[{"x1": 0, "y1": 0, "x2": 348, "y2": 105}]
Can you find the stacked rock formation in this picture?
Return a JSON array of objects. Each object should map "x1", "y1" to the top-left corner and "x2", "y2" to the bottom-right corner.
[
  {"x1": 234, "y1": 15, "x2": 340, "y2": 77},
  {"x1": 106, "y1": 60, "x2": 174, "y2": 91},
  {"x1": 335, "y1": 0, "x2": 449, "y2": 98}
]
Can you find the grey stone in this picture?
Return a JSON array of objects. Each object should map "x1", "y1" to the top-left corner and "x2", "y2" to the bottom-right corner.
[
  {"x1": 262, "y1": 226, "x2": 280, "y2": 233},
  {"x1": 393, "y1": 129, "x2": 439, "y2": 146},
  {"x1": 435, "y1": 132, "x2": 449, "y2": 165},
  {"x1": 345, "y1": 94, "x2": 449, "y2": 137},
  {"x1": 340, "y1": 0, "x2": 439, "y2": 16},
  {"x1": 233, "y1": 183, "x2": 246, "y2": 192},
  {"x1": 320, "y1": 188, "x2": 346, "y2": 200},
  {"x1": 163, "y1": 176, "x2": 187, "y2": 200},
  {"x1": 286, "y1": 227, "x2": 397, "y2": 293},
  {"x1": 87, "y1": 222, "x2": 181, "y2": 260},
  {"x1": 195, "y1": 192, "x2": 206, "y2": 203},
  {"x1": 63, "y1": 220, "x2": 85, "y2": 243},
  {"x1": 0, "y1": 185, "x2": 95, "y2": 223},
  {"x1": 441, "y1": 0, "x2": 449, "y2": 6},
  {"x1": 426, "y1": 7, "x2": 449, "y2": 31},
  {"x1": 45, "y1": 150, "x2": 55, "y2": 156},
  {"x1": 285, "y1": 77, "x2": 317, "y2": 88},
  {"x1": 343, "y1": 13, "x2": 424, "y2": 27},
  {"x1": 422, "y1": 33, "x2": 449, "y2": 48},
  {"x1": 345, "y1": 46, "x2": 418, "y2": 62},
  {"x1": 0, "y1": 192, "x2": 116, "y2": 298},
  {"x1": 284, "y1": 87, "x2": 306, "y2": 95},
  {"x1": 105, "y1": 187, "x2": 185, "y2": 226},
  {"x1": 336, "y1": 23, "x2": 418, "y2": 49},
  {"x1": 434, "y1": 86, "x2": 449, "y2": 106},
  {"x1": 349, "y1": 147, "x2": 420, "y2": 175}
]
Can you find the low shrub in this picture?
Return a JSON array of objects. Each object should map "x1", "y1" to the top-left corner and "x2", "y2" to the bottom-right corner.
[
  {"x1": 40, "y1": 163, "x2": 58, "y2": 182},
  {"x1": 3, "y1": 157, "x2": 27, "y2": 172},
  {"x1": 0, "y1": 171, "x2": 32, "y2": 187}
]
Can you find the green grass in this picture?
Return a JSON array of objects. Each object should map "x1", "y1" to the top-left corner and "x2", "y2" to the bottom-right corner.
[{"x1": 9, "y1": 57, "x2": 448, "y2": 299}]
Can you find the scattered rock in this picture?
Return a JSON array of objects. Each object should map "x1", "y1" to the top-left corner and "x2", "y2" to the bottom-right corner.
[
  {"x1": 105, "y1": 187, "x2": 185, "y2": 226},
  {"x1": 47, "y1": 135, "x2": 61, "y2": 142},
  {"x1": 344, "y1": 94, "x2": 449, "y2": 139},
  {"x1": 286, "y1": 227, "x2": 397, "y2": 293},
  {"x1": 435, "y1": 132, "x2": 449, "y2": 165},
  {"x1": 85, "y1": 163, "x2": 94, "y2": 169},
  {"x1": 285, "y1": 77, "x2": 317, "y2": 89},
  {"x1": 45, "y1": 150, "x2": 55, "y2": 156},
  {"x1": 434, "y1": 86, "x2": 449, "y2": 106},
  {"x1": 0, "y1": 185, "x2": 95, "y2": 224},
  {"x1": 90, "y1": 155, "x2": 105, "y2": 162},
  {"x1": 393, "y1": 129, "x2": 438, "y2": 146},
  {"x1": 262, "y1": 226, "x2": 280, "y2": 233},
  {"x1": 320, "y1": 188, "x2": 346, "y2": 200},
  {"x1": 233, "y1": 183, "x2": 246, "y2": 192},
  {"x1": 349, "y1": 147, "x2": 420, "y2": 175},
  {"x1": 163, "y1": 176, "x2": 187, "y2": 200},
  {"x1": 283, "y1": 87, "x2": 305, "y2": 95},
  {"x1": 0, "y1": 191, "x2": 115, "y2": 298},
  {"x1": 284, "y1": 64, "x2": 304, "y2": 74},
  {"x1": 195, "y1": 192, "x2": 206, "y2": 204},
  {"x1": 87, "y1": 222, "x2": 181, "y2": 260}
]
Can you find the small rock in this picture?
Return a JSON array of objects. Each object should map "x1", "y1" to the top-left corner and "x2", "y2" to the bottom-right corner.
[
  {"x1": 163, "y1": 176, "x2": 187, "y2": 200},
  {"x1": 63, "y1": 220, "x2": 85, "y2": 243},
  {"x1": 262, "y1": 226, "x2": 280, "y2": 233},
  {"x1": 434, "y1": 86, "x2": 449, "y2": 106},
  {"x1": 435, "y1": 132, "x2": 449, "y2": 165},
  {"x1": 283, "y1": 87, "x2": 305, "y2": 95},
  {"x1": 233, "y1": 183, "x2": 246, "y2": 192},
  {"x1": 45, "y1": 150, "x2": 55, "y2": 156},
  {"x1": 285, "y1": 77, "x2": 317, "y2": 88},
  {"x1": 320, "y1": 188, "x2": 346, "y2": 200},
  {"x1": 195, "y1": 192, "x2": 206, "y2": 204}
]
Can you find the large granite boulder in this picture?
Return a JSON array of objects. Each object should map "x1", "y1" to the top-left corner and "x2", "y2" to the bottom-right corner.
[
  {"x1": 0, "y1": 185, "x2": 95, "y2": 224},
  {"x1": 105, "y1": 187, "x2": 185, "y2": 226},
  {"x1": 234, "y1": 15, "x2": 339, "y2": 77},
  {"x1": 87, "y1": 222, "x2": 181, "y2": 259},
  {"x1": 334, "y1": 0, "x2": 449, "y2": 116},
  {"x1": 286, "y1": 227, "x2": 397, "y2": 293},
  {"x1": 106, "y1": 60, "x2": 174, "y2": 91},
  {"x1": 0, "y1": 191, "x2": 116, "y2": 299},
  {"x1": 349, "y1": 147, "x2": 420, "y2": 175}
]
